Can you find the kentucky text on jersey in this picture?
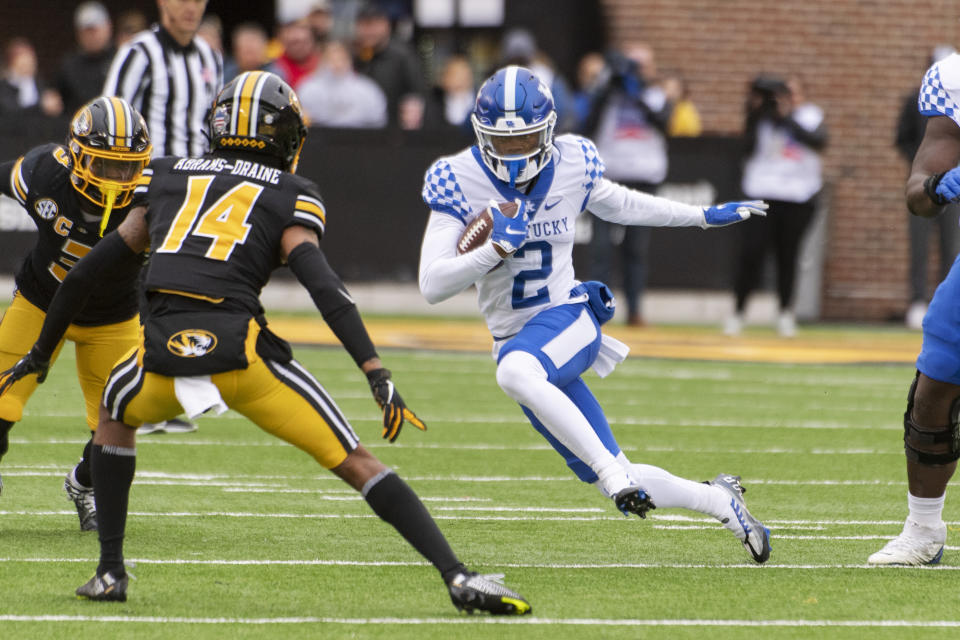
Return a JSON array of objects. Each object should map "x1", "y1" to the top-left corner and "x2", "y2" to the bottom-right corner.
[
  {"x1": 172, "y1": 157, "x2": 282, "y2": 185},
  {"x1": 528, "y1": 218, "x2": 570, "y2": 237}
]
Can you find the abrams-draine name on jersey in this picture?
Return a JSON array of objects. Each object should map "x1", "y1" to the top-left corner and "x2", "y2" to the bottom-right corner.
[{"x1": 172, "y1": 157, "x2": 282, "y2": 185}]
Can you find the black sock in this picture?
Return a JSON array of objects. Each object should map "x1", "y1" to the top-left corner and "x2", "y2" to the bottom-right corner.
[
  {"x1": 91, "y1": 443, "x2": 136, "y2": 576},
  {"x1": 363, "y1": 470, "x2": 466, "y2": 584},
  {"x1": 74, "y1": 436, "x2": 94, "y2": 487},
  {"x1": 0, "y1": 419, "x2": 14, "y2": 461}
]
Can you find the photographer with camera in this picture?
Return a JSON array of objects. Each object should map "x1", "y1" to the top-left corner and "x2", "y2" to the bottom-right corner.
[
  {"x1": 724, "y1": 74, "x2": 828, "y2": 337},
  {"x1": 583, "y1": 43, "x2": 673, "y2": 326}
]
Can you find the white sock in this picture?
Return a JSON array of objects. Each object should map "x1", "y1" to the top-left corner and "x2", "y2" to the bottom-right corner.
[
  {"x1": 615, "y1": 454, "x2": 743, "y2": 531},
  {"x1": 907, "y1": 491, "x2": 945, "y2": 527},
  {"x1": 497, "y1": 351, "x2": 632, "y2": 497},
  {"x1": 624, "y1": 461, "x2": 729, "y2": 519}
]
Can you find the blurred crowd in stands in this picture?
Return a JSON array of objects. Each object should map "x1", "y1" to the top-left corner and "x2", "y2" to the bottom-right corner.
[{"x1": 0, "y1": 0, "x2": 703, "y2": 139}]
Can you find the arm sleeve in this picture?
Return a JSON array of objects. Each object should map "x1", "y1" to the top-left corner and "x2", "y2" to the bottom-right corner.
[
  {"x1": 587, "y1": 177, "x2": 707, "y2": 228},
  {"x1": 34, "y1": 231, "x2": 137, "y2": 359},
  {"x1": 418, "y1": 211, "x2": 503, "y2": 304},
  {"x1": 285, "y1": 242, "x2": 377, "y2": 367},
  {"x1": 785, "y1": 117, "x2": 828, "y2": 151},
  {"x1": 636, "y1": 86, "x2": 672, "y2": 133}
]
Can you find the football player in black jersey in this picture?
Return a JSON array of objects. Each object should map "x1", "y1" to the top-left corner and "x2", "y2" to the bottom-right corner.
[
  {"x1": 0, "y1": 96, "x2": 152, "y2": 530},
  {"x1": 0, "y1": 71, "x2": 531, "y2": 614}
]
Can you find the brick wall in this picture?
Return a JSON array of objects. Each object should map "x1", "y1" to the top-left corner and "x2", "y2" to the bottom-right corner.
[{"x1": 603, "y1": 0, "x2": 960, "y2": 320}]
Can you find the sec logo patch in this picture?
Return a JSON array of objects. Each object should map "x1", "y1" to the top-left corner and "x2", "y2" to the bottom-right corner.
[
  {"x1": 167, "y1": 329, "x2": 218, "y2": 357},
  {"x1": 35, "y1": 198, "x2": 59, "y2": 220}
]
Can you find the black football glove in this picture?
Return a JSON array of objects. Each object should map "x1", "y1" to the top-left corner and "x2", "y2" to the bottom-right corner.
[
  {"x1": 0, "y1": 348, "x2": 51, "y2": 396},
  {"x1": 366, "y1": 367, "x2": 426, "y2": 442}
]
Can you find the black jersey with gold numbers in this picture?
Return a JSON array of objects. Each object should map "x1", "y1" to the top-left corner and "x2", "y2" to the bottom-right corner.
[
  {"x1": 138, "y1": 152, "x2": 326, "y2": 315},
  {"x1": 0, "y1": 143, "x2": 142, "y2": 325}
]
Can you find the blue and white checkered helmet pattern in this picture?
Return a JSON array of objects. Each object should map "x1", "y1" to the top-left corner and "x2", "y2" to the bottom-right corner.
[
  {"x1": 471, "y1": 65, "x2": 558, "y2": 187},
  {"x1": 919, "y1": 61, "x2": 960, "y2": 123}
]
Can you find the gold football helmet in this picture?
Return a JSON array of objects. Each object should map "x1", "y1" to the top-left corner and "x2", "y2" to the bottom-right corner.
[{"x1": 67, "y1": 96, "x2": 152, "y2": 234}]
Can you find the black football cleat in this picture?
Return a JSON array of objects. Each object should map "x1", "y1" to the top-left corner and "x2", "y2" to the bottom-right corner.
[
  {"x1": 614, "y1": 486, "x2": 656, "y2": 518},
  {"x1": 76, "y1": 570, "x2": 127, "y2": 602},
  {"x1": 447, "y1": 572, "x2": 531, "y2": 615}
]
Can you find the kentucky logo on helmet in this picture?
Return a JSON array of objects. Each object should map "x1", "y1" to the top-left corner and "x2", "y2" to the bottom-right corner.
[
  {"x1": 34, "y1": 198, "x2": 58, "y2": 220},
  {"x1": 167, "y1": 329, "x2": 218, "y2": 358}
]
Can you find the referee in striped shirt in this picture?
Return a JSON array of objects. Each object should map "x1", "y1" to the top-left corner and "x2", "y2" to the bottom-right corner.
[{"x1": 103, "y1": 0, "x2": 222, "y2": 158}]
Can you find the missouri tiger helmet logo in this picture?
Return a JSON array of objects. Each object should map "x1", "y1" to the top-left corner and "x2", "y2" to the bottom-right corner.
[
  {"x1": 72, "y1": 107, "x2": 92, "y2": 137},
  {"x1": 167, "y1": 329, "x2": 218, "y2": 357}
]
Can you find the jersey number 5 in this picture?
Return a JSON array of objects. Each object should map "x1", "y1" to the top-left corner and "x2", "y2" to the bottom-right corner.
[
  {"x1": 156, "y1": 175, "x2": 263, "y2": 261},
  {"x1": 48, "y1": 238, "x2": 92, "y2": 282}
]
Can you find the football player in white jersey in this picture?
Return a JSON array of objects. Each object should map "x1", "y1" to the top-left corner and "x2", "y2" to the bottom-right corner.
[
  {"x1": 419, "y1": 65, "x2": 772, "y2": 563},
  {"x1": 868, "y1": 53, "x2": 960, "y2": 566}
]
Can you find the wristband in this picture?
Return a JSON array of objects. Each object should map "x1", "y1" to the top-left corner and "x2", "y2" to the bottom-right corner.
[{"x1": 924, "y1": 172, "x2": 948, "y2": 205}]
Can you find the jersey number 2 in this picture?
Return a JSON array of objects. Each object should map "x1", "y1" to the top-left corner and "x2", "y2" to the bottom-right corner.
[
  {"x1": 156, "y1": 176, "x2": 263, "y2": 261},
  {"x1": 511, "y1": 240, "x2": 553, "y2": 309}
]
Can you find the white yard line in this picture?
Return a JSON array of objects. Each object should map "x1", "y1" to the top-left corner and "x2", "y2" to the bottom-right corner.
[
  {"x1": 2, "y1": 557, "x2": 960, "y2": 570},
  {"x1": 1, "y1": 614, "x2": 959, "y2": 627},
  {"x1": 1, "y1": 509, "x2": 957, "y2": 528}
]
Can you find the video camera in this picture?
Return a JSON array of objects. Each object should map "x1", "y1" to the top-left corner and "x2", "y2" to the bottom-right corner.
[
  {"x1": 750, "y1": 74, "x2": 788, "y2": 111},
  {"x1": 605, "y1": 50, "x2": 644, "y2": 93}
]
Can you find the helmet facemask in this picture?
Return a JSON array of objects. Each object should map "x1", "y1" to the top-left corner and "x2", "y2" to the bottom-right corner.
[{"x1": 472, "y1": 111, "x2": 557, "y2": 187}]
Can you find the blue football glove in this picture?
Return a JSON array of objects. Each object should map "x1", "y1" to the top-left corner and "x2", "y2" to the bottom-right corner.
[
  {"x1": 490, "y1": 199, "x2": 529, "y2": 255},
  {"x1": 702, "y1": 200, "x2": 768, "y2": 228},
  {"x1": 933, "y1": 168, "x2": 960, "y2": 204}
]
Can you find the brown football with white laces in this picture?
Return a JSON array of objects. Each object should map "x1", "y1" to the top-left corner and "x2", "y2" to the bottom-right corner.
[{"x1": 456, "y1": 201, "x2": 519, "y2": 254}]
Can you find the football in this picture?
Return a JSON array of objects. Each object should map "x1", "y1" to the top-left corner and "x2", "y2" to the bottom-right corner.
[{"x1": 456, "y1": 201, "x2": 519, "y2": 254}]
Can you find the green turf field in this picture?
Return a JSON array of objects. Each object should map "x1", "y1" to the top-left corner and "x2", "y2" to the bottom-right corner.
[{"x1": 1, "y1": 329, "x2": 957, "y2": 639}]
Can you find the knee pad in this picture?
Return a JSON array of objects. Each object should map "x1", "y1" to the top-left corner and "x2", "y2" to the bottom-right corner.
[
  {"x1": 903, "y1": 372, "x2": 960, "y2": 465},
  {"x1": 496, "y1": 351, "x2": 546, "y2": 405}
]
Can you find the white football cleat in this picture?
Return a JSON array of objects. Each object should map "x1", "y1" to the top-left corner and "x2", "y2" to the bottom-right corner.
[
  {"x1": 723, "y1": 314, "x2": 743, "y2": 337},
  {"x1": 868, "y1": 518, "x2": 946, "y2": 566},
  {"x1": 709, "y1": 473, "x2": 771, "y2": 563},
  {"x1": 777, "y1": 311, "x2": 796, "y2": 338}
]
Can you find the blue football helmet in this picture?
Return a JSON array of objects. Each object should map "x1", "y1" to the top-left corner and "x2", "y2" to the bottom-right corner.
[{"x1": 471, "y1": 66, "x2": 557, "y2": 187}]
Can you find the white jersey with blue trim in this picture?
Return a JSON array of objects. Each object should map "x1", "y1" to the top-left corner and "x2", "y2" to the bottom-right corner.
[
  {"x1": 919, "y1": 53, "x2": 960, "y2": 125},
  {"x1": 420, "y1": 133, "x2": 707, "y2": 339},
  {"x1": 422, "y1": 134, "x2": 603, "y2": 338}
]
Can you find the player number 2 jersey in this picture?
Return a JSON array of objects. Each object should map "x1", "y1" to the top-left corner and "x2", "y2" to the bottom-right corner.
[{"x1": 421, "y1": 134, "x2": 606, "y2": 338}]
